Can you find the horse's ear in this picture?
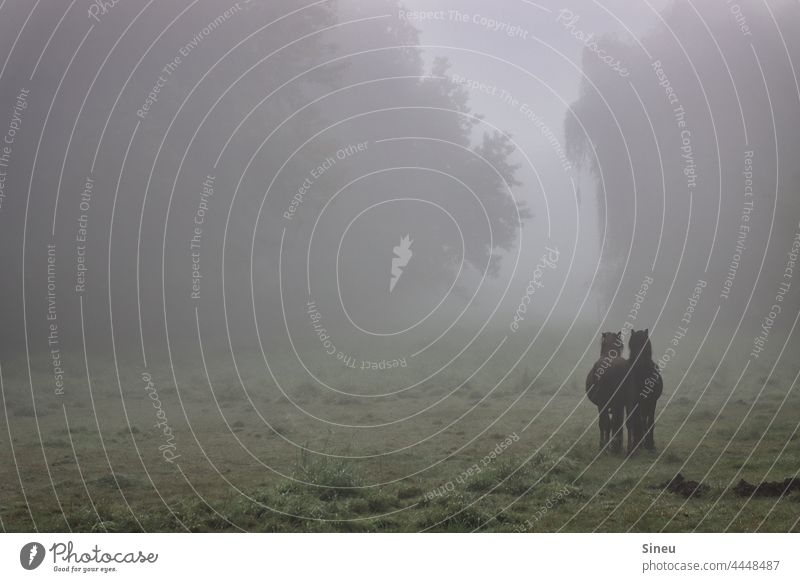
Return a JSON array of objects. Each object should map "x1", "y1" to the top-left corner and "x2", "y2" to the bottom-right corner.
[{"x1": 645, "y1": 328, "x2": 649, "y2": 334}]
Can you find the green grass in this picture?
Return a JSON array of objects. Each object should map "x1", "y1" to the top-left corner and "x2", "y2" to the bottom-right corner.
[
  {"x1": 1, "y1": 351, "x2": 798, "y2": 532},
  {"x1": 6, "y1": 443, "x2": 797, "y2": 533}
]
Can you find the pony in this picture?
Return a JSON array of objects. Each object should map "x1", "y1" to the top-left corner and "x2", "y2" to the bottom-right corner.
[
  {"x1": 628, "y1": 329, "x2": 663, "y2": 450},
  {"x1": 586, "y1": 332, "x2": 639, "y2": 453}
]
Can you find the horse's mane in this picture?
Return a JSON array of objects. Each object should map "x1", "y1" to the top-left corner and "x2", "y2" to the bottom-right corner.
[
  {"x1": 630, "y1": 331, "x2": 654, "y2": 365},
  {"x1": 601, "y1": 332, "x2": 623, "y2": 357}
]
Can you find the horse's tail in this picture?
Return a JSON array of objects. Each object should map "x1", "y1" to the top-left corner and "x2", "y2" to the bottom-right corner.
[
  {"x1": 586, "y1": 366, "x2": 605, "y2": 406},
  {"x1": 651, "y1": 365, "x2": 664, "y2": 400}
]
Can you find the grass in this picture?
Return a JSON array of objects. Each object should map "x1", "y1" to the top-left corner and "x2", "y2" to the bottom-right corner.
[
  {"x1": 7, "y1": 443, "x2": 797, "y2": 532},
  {"x1": 1, "y1": 352, "x2": 798, "y2": 532}
]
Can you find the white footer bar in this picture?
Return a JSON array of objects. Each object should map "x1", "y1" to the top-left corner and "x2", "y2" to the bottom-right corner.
[{"x1": 1, "y1": 533, "x2": 797, "y2": 580}]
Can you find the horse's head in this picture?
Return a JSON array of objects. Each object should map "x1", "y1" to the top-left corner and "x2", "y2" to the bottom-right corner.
[
  {"x1": 629, "y1": 329, "x2": 652, "y2": 359},
  {"x1": 600, "y1": 331, "x2": 623, "y2": 357}
]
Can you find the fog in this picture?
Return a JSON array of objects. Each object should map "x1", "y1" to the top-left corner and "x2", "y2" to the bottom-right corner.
[
  {"x1": 2, "y1": 0, "x2": 800, "y2": 536},
  {"x1": 0, "y1": 0, "x2": 797, "y2": 404}
]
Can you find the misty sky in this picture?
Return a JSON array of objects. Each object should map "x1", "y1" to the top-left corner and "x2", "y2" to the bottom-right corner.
[{"x1": 0, "y1": 0, "x2": 797, "y2": 391}]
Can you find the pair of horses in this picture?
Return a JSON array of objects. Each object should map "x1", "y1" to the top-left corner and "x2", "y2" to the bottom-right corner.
[{"x1": 585, "y1": 329, "x2": 662, "y2": 454}]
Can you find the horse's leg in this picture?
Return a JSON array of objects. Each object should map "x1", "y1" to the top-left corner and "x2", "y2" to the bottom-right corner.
[
  {"x1": 625, "y1": 399, "x2": 639, "y2": 455},
  {"x1": 647, "y1": 376, "x2": 662, "y2": 450},
  {"x1": 598, "y1": 407, "x2": 610, "y2": 450},
  {"x1": 626, "y1": 406, "x2": 638, "y2": 456},
  {"x1": 597, "y1": 409, "x2": 603, "y2": 449},
  {"x1": 645, "y1": 402, "x2": 656, "y2": 450},
  {"x1": 628, "y1": 377, "x2": 644, "y2": 454},
  {"x1": 610, "y1": 403, "x2": 624, "y2": 453}
]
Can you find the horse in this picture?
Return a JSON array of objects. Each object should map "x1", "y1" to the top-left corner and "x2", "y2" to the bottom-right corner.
[
  {"x1": 628, "y1": 329, "x2": 663, "y2": 450},
  {"x1": 586, "y1": 332, "x2": 639, "y2": 453}
]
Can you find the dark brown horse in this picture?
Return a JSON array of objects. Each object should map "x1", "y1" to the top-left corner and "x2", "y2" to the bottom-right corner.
[
  {"x1": 586, "y1": 332, "x2": 639, "y2": 453},
  {"x1": 629, "y1": 329, "x2": 663, "y2": 450}
]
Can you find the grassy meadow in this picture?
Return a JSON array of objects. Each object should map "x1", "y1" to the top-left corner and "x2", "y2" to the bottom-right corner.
[{"x1": 1, "y1": 342, "x2": 798, "y2": 533}]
